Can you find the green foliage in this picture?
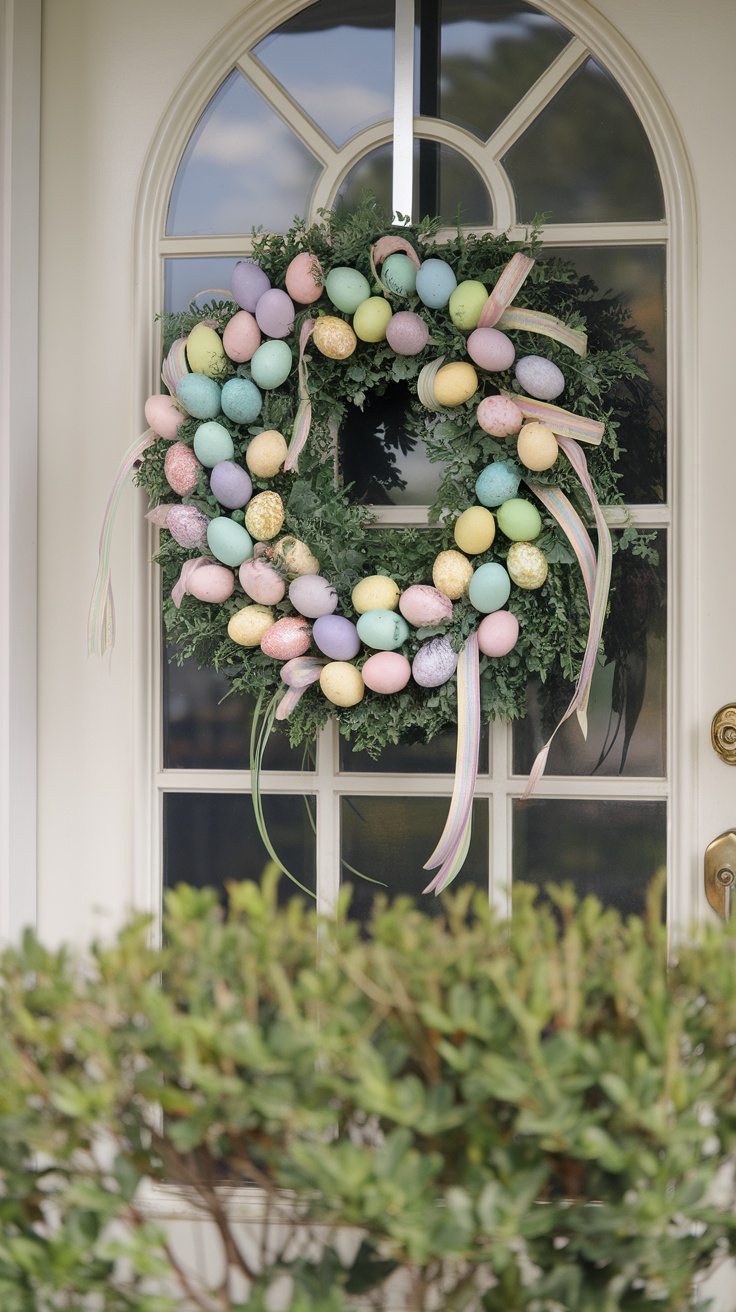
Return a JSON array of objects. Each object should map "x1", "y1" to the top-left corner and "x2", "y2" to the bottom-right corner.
[{"x1": 2, "y1": 877, "x2": 736, "y2": 1308}]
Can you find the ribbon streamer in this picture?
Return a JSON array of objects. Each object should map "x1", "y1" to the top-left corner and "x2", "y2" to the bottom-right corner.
[
  {"x1": 275, "y1": 656, "x2": 326, "y2": 721},
  {"x1": 284, "y1": 318, "x2": 316, "y2": 472},
  {"x1": 502, "y1": 392, "x2": 604, "y2": 445},
  {"x1": 495, "y1": 306, "x2": 588, "y2": 357},
  {"x1": 524, "y1": 481, "x2": 596, "y2": 607},
  {"x1": 423, "y1": 634, "x2": 481, "y2": 895},
  {"x1": 477, "y1": 252, "x2": 535, "y2": 329},
  {"x1": 87, "y1": 428, "x2": 155, "y2": 657},
  {"x1": 370, "y1": 235, "x2": 422, "y2": 295}
]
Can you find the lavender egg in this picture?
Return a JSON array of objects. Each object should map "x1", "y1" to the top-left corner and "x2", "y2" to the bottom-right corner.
[
  {"x1": 210, "y1": 460, "x2": 252, "y2": 509},
  {"x1": 231, "y1": 260, "x2": 270, "y2": 312},
  {"x1": 165, "y1": 505, "x2": 209, "y2": 550},
  {"x1": 239, "y1": 557, "x2": 287, "y2": 605},
  {"x1": 288, "y1": 574, "x2": 338, "y2": 619},
  {"x1": 385, "y1": 311, "x2": 429, "y2": 356},
  {"x1": 261, "y1": 616, "x2": 311, "y2": 661},
  {"x1": 164, "y1": 442, "x2": 201, "y2": 496},
  {"x1": 412, "y1": 636, "x2": 458, "y2": 688},
  {"x1": 312, "y1": 614, "x2": 361, "y2": 660},
  {"x1": 255, "y1": 288, "x2": 295, "y2": 339},
  {"x1": 515, "y1": 355, "x2": 565, "y2": 401},
  {"x1": 399, "y1": 585, "x2": 453, "y2": 627}
]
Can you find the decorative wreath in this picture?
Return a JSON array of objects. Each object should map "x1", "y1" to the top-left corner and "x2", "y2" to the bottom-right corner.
[{"x1": 90, "y1": 203, "x2": 653, "y2": 892}]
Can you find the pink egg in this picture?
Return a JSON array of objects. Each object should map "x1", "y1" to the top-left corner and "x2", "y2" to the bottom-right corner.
[
  {"x1": 239, "y1": 557, "x2": 287, "y2": 605},
  {"x1": 285, "y1": 252, "x2": 323, "y2": 305},
  {"x1": 260, "y1": 616, "x2": 311, "y2": 660},
  {"x1": 312, "y1": 615, "x2": 360, "y2": 660},
  {"x1": 222, "y1": 310, "x2": 261, "y2": 363},
  {"x1": 187, "y1": 563, "x2": 235, "y2": 604},
  {"x1": 165, "y1": 505, "x2": 209, "y2": 550},
  {"x1": 385, "y1": 311, "x2": 429, "y2": 356},
  {"x1": 288, "y1": 574, "x2": 338, "y2": 619},
  {"x1": 467, "y1": 327, "x2": 515, "y2": 373},
  {"x1": 231, "y1": 261, "x2": 270, "y2": 312},
  {"x1": 477, "y1": 610, "x2": 519, "y2": 657},
  {"x1": 399, "y1": 585, "x2": 453, "y2": 627},
  {"x1": 164, "y1": 442, "x2": 202, "y2": 496},
  {"x1": 362, "y1": 651, "x2": 412, "y2": 695},
  {"x1": 476, "y1": 395, "x2": 524, "y2": 437},
  {"x1": 255, "y1": 288, "x2": 295, "y2": 339},
  {"x1": 144, "y1": 393, "x2": 186, "y2": 441}
]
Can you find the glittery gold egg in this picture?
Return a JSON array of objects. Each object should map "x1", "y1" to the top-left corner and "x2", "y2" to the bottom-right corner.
[
  {"x1": 227, "y1": 605, "x2": 275, "y2": 647},
  {"x1": 432, "y1": 550, "x2": 473, "y2": 599},
  {"x1": 244, "y1": 491, "x2": 284, "y2": 542},
  {"x1": 312, "y1": 315, "x2": 357, "y2": 360},
  {"x1": 270, "y1": 536, "x2": 320, "y2": 578},
  {"x1": 506, "y1": 542, "x2": 548, "y2": 590},
  {"x1": 245, "y1": 430, "x2": 289, "y2": 478},
  {"x1": 351, "y1": 575, "x2": 400, "y2": 614},
  {"x1": 319, "y1": 661, "x2": 365, "y2": 707}
]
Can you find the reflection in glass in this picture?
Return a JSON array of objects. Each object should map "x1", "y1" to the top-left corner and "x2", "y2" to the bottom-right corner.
[
  {"x1": 503, "y1": 58, "x2": 664, "y2": 223},
  {"x1": 342, "y1": 796, "x2": 488, "y2": 921},
  {"x1": 513, "y1": 532, "x2": 666, "y2": 778},
  {"x1": 164, "y1": 258, "x2": 241, "y2": 316},
  {"x1": 336, "y1": 141, "x2": 492, "y2": 226},
  {"x1": 166, "y1": 71, "x2": 320, "y2": 236},
  {"x1": 340, "y1": 381, "x2": 447, "y2": 506},
  {"x1": 513, "y1": 799, "x2": 666, "y2": 918},
  {"x1": 254, "y1": 0, "x2": 395, "y2": 148},
  {"x1": 164, "y1": 792, "x2": 317, "y2": 900},
  {"x1": 341, "y1": 723, "x2": 489, "y2": 774}
]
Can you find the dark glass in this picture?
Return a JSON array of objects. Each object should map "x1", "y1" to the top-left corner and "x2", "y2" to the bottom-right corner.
[
  {"x1": 164, "y1": 258, "x2": 241, "y2": 315},
  {"x1": 513, "y1": 798, "x2": 666, "y2": 917},
  {"x1": 513, "y1": 531, "x2": 667, "y2": 778},
  {"x1": 339, "y1": 380, "x2": 447, "y2": 507},
  {"x1": 336, "y1": 140, "x2": 492, "y2": 226},
  {"x1": 166, "y1": 71, "x2": 320, "y2": 236},
  {"x1": 163, "y1": 792, "x2": 316, "y2": 900},
  {"x1": 341, "y1": 723, "x2": 489, "y2": 774},
  {"x1": 503, "y1": 58, "x2": 665, "y2": 223}
]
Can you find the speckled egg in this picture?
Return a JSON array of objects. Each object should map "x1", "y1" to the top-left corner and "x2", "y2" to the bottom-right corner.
[
  {"x1": 255, "y1": 288, "x2": 295, "y2": 340},
  {"x1": 220, "y1": 377, "x2": 262, "y2": 425},
  {"x1": 239, "y1": 557, "x2": 287, "y2": 605},
  {"x1": 250, "y1": 340, "x2": 292, "y2": 389},
  {"x1": 356, "y1": 609, "x2": 410, "y2": 651},
  {"x1": 476, "y1": 395, "x2": 523, "y2": 437},
  {"x1": 288, "y1": 574, "x2": 338, "y2": 618},
  {"x1": 245, "y1": 429, "x2": 289, "y2": 478},
  {"x1": 285, "y1": 251, "x2": 323, "y2": 305},
  {"x1": 231, "y1": 260, "x2": 270, "y2": 313},
  {"x1": 507, "y1": 542, "x2": 548, "y2": 589},
  {"x1": 325, "y1": 267, "x2": 371, "y2": 314},
  {"x1": 453, "y1": 506, "x2": 496, "y2": 555},
  {"x1": 515, "y1": 355, "x2": 565, "y2": 401},
  {"x1": 319, "y1": 661, "x2": 365, "y2": 707},
  {"x1": 210, "y1": 460, "x2": 252, "y2": 509},
  {"x1": 207, "y1": 517, "x2": 254, "y2": 567},
  {"x1": 261, "y1": 616, "x2": 311, "y2": 661},
  {"x1": 312, "y1": 316, "x2": 357, "y2": 360},
  {"x1": 193, "y1": 420, "x2": 234, "y2": 468},
  {"x1": 186, "y1": 323, "x2": 227, "y2": 378},
  {"x1": 244, "y1": 491, "x2": 284, "y2": 542},
  {"x1": 399, "y1": 585, "x2": 453, "y2": 627},
  {"x1": 432, "y1": 550, "x2": 473, "y2": 600},
  {"x1": 270, "y1": 537, "x2": 320, "y2": 578},
  {"x1": 381, "y1": 252, "x2": 417, "y2": 296},
  {"x1": 433, "y1": 362, "x2": 479, "y2": 407},
  {"x1": 176, "y1": 373, "x2": 222, "y2": 420},
  {"x1": 312, "y1": 614, "x2": 360, "y2": 660},
  {"x1": 165, "y1": 505, "x2": 209, "y2": 550},
  {"x1": 496, "y1": 498, "x2": 542, "y2": 542},
  {"x1": 385, "y1": 311, "x2": 429, "y2": 356},
  {"x1": 362, "y1": 651, "x2": 412, "y2": 694},
  {"x1": 449, "y1": 280, "x2": 489, "y2": 330},
  {"x1": 144, "y1": 393, "x2": 186, "y2": 440},
  {"x1": 164, "y1": 442, "x2": 201, "y2": 496},
  {"x1": 466, "y1": 327, "x2": 515, "y2": 373},
  {"x1": 415, "y1": 258, "x2": 457, "y2": 309},
  {"x1": 517, "y1": 421, "x2": 559, "y2": 472},
  {"x1": 352, "y1": 575, "x2": 400, "y2": 614},
  {"x1": 468, "y1": 562, "x2": 511, "y2": 614},
  {"x1": 186, "y1": 563, "x2": 236, "y2": 605},
  {"x1": 353, "y1": 296, "x2": 393, "y2": 343},
  {"x1": 412, "y1": 637, "x2": 458, "y2": 688},
  {"x1": 475, "y1": 461, "x2": 521, "y2": 508},
  {"x1": 222, "y1": 310, "x2": 261, "y2": 363},
  {"x1": 228, "y1": 605, "x2": 275, "y2": 647},
  {"x1": 477, "y1": 610, "x2": 519, "y2": 657}
]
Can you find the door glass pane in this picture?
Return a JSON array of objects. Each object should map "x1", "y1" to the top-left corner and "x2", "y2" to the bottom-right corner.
[
  {"x1": 340, "y1": 381, "x2": 447, "y2": 507},
  {"x1": 336, "y1": 141, "x2": 493, "y2": 225},
  {"x1": 340, "y1": 724, "x2": 489, "y2": 774},
  {"x1": 503, "y1": 57, "x2": 665, "y2": 223},
  {"x1": 513, "y1": 799, "x2": 666, "y2": 917},
  {"x1": 166, "y1": 71, "x2": 321, "y2": 236},
  {"x1": 164, "y1": 258, "x2": 240, "y2": 315}
]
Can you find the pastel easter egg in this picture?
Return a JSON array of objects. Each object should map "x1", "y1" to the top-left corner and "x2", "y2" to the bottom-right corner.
[
  {"x1": 210, "y1": 460, "x2": 252, "y2": 509},
  {"x1": 412, "y1": 637, "x2": 458, "y2": 688},
  {"x1": 186, "y1": 563, "x2": 236, "y2": 605},
  {"x1": 432, "y1": 550, "x2": 473, "y2": 600},
  {"x1": 176, "y1": 373, "x2": 221, "y2": 420},
  {"x1": 381, "y1": 253, "x2": 417, "y2": 296},
  {"x1": 255, "y1": 288, "x2": 295, "y2": 340},
  {"x1": 270, "y1": 536, "x2": 320, "y2": 577},
  {"x1": 515, "y1": 355, "x2": 565, "y2": 401},
  {"x1": 399, "y1": 585, "x2": 453, "y2": 627},
  {"x1": 186, "y1": 323, "x2": 227, "y2": 378},
  {"x1": 353, "y1": 296, "x2": 393, "y2": 343},
  {"x1": 449, "y1": 280, "x2": 489, "y2": 329},
  {"x1": 245, "y1": 429, "x2": 288, "y2": 478},
  {"x1": 193, "y1": 420, "x2": 234, "y2": 467},
  {"x1": 222, "y1": 310, "x2": 261, "y2": 363},
  {"x1": 320, "y1": 661, "x2": 365, "y2": 707},
  {"x1": 164, "y1": 442, "x2": 201, "y2": 496},
  {"x1": 261, "y1": 616, "x2": 311, "y2": 661},
  {"x1": 220, "y1": 377, "x2": 262, "y2": 424},
  {"x1": 433, "y1": 362, "x2": 479, "y2": 407},
  {"x1": 231, "y1": 260, "x2": 270, "y2": 312},
  {"x1": 228, "y1": 604, "x2": 275, "y2": 647},
  {"x1": 415, "y1": 258, "x2": 457, "y2": 309},
  {"x1": 476, "y1": 395, "x2": 523, "y2": 437},
  {"x1": 288, "y1": 574, "x2": 338, "y2": 619},
  {"x1": 507, "y1": 542, "x2": 548, "y2": 590},
  {"x1": 469, "y1": 562, "x2": 511, "y2": 614},
  {"x1": 206, "y1": 516, "x2": 254, "y2": 567},
  {"x1": 356, "y1": 609, "x2": 410, "y2": 651},
  {"x1": 312, "y1": 614, "x2": 360, "y2": 660},
  {"x1": 165, "y1": 505, "x2": 209, "y2": 550},
  {"x1": 144, "y1": 393, "x2": 185, "y2": 440},
  {"x1": 244, "y1": 491, "x2": 284, "y2": 542},
  {"x1": 477, "y1": 610, "x2": 519, "y2": 657},
  {"x1": 325, "y1": 266, "x2": 371, "y2": 314},
  {"x1": 453, "y1": 506, "x2": 496, "y2": 555},
  {"x1": 385, "y1": 311, "x2": 429, "y2": 356},
  {"x1": 517, "y1": 421, "x2": 559, "y2": 472},
  {"x1": 250, "y1": 339, "x2": 293, "y2": 389},
  {"x1": 466, "y1": 327, "x2": 515, "y2": 373},
  {"x1": 312, "y1": 316, "x2": 357, "y2": 360},
  {"x1": 362, "y1": 651, "x2": 412, "y2": 694},
  {"x1": 496, "y1": 498, "x2": 542, "y2": 542},
  {"x1": 239, "y1": 557, "x2": 286, "y2": 605},
  {"x1": 285, "y1": 251, "x2": 323, "y2": 305},
  {"x1": 352, "y1": 575, "x2": 400, "y2": 614},
  {"x1": 475, "y1": 461, "x2": 521, "y2": 508}
]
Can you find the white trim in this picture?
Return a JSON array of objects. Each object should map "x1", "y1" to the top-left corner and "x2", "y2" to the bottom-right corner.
[{"x1": 392, "y1": 0, "x2": 415, "y2": 221}]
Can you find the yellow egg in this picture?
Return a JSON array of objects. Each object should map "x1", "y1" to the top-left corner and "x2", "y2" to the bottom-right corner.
[
  {"x1": 453, "y1": 506, "x2": 496, "y2": 555},
  {"x1": 186, "y1": 323, "x2": 227, "y2": 378},
  {"x1": 353, "y1": 296, "x2": 393, "y2": 343},
  {"x1": 507, "y1": 542, "x2": 548, "y2": 589},
  {"x1": 351, "y1": 575, "x2": 400, "y2": 614},
  {"x1": 320, "y1": 661, "x2": 365, "y2": 707},
  {"x1": 244, "y1": 491, "x2": 284, "y2": 542},
  {"x1": 245, "y1": 430, "x2": 288, "y2": 478},
  {"x1": 448, "y1": 280, "x2": 489, "y2": 330},
  {"x1": 271, "y1": 536, "x2": 320, "y2": 577},
  {"x1": 517, "y1": 421, "x2": 559, "y2": 472},
  {"x1": 228, "y1": 605, "x2": 275, "y2": 647},
  {"x1": 433, "y1": 361, "x2": 479, "y2": 407},
  {"x1": 432, "y1": 550, "x2": 474, "y2": 599},
  {"x1": 312, "y1": 316, "x2": 357, "y2": 360}
]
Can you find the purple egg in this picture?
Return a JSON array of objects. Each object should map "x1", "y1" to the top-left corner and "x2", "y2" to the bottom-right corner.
[
  {"x1": 210, "y1": 460, "x2": 253, "y2": 509},
  {"x1": 385, "y1": 311, "x2": 429, "y2": 356},
  {"x1": 255, "y1": 288, "x2": 295, "y2": 339},
  {"x1": 412, "y1": 636, "x2": 459, "y2": 688},
  {"x1": 231, "y1": 260, "x2": 271, "y2": 312},
  {"x1": 289, "y1": 574, "x2": 338, "y2": 619},
  {"x1": 312, "y1": 614, "x2": 361, "y2": 660}
]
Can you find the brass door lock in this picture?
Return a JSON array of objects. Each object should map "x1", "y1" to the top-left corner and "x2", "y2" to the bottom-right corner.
[{"x1": 704, "y1": 830, "x2": 736, "y2": 920}]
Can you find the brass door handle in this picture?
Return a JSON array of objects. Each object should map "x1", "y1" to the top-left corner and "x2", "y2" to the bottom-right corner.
[{"x1": 704, "y1": 830, "x2": 736, "y2": 920}]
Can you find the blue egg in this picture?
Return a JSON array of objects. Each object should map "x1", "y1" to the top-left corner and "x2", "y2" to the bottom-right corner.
[
  {"x1": 475, "y1": 461, "x2": 522, "y2": 508},
  {"x1": 210, "y1": 460, "x2": 252, "y2": 509},
  {"x1": 206, "y1": 517, "x2": 254, "y2": 568},
  {"x1": 469, "y1": 562, "x2": 511, "y2": 614},
  {"x1": 415, "y1": 258, "x2": 457, "y2": 309},
  {"x1": 220, "y1": 377, "x2": 262, "y2": 424},
  {"x1": 176, "y1": 373, "x2": 222, "y2": 420},
  {"x1": 193, "y1": 421, "x2": 234, "y2": 468},
  {"x1": 356, "y1": 609, "x2": 410, "y2": 651},
  {"x1": 250, "y1": 340, "x2": 293, "y2": 390}
]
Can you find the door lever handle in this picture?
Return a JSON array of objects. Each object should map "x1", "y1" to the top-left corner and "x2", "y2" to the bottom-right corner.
[{"x1": 704, "y1": 830, "x2": 736, "y2": 920}]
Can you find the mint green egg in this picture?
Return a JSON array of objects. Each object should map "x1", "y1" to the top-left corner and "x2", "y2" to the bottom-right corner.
[
  {"x1": 382, "y1": 253, "x2": 417, "y2": 296},
  {"x1": 325, "y1": 266, "x2": 371, "y2": 314},
  {"x1": 193, "y1": 421, "x2": 234, "y2": 468},
  {"x1": 250, "y1": 340, "x2": 292, "y2": 390},
  {"x1": 468, "y1": 562, "x2": 511, "y2": 614},
  {"x1": 206, "y1": 516, "x2": 254, "y2": 568},
  {"x1": 496, "y1": 498, "x2": 542, "y2": 542},
  {"x1": 356, "y1": 608, "x2": 410, "y2": 651}
]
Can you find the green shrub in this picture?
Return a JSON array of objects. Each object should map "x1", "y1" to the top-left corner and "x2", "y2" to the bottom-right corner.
[{"x1": 1, "y1": 875, "x2": 736, "y2": 1310}]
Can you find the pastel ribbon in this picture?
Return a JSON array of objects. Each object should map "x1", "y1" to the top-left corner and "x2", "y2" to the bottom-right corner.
[
  {"x1": 423, "y1": 634, "x2": 481, "y2": 896},
  {"x1": 87, "y1": 428, "x2": 155, "y2": 657},
  {"x1": 496, "y1": 306, "x2": 588, "y2": 357},
  {"x1": 171, "y1": 558, "x2": 209, "y2": 609},
  {"x1": 275, "y1": 655, "x2": 326, "y2": 721},
  {"x1": 477, "y1": 252, "x2": 535, "y2": 328},
  {"x1": 370, "y1": 235, "x2": 422, "y2": 295},
  {"x1": 501, "y1": 392, "x2": 604, "y2": 445},
  {"x1": 284, "y1": 318, "x2": 316, "y2": 473},
  {"x1": 524, "y1": 481, "x2": 596, "y2": 607}
]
